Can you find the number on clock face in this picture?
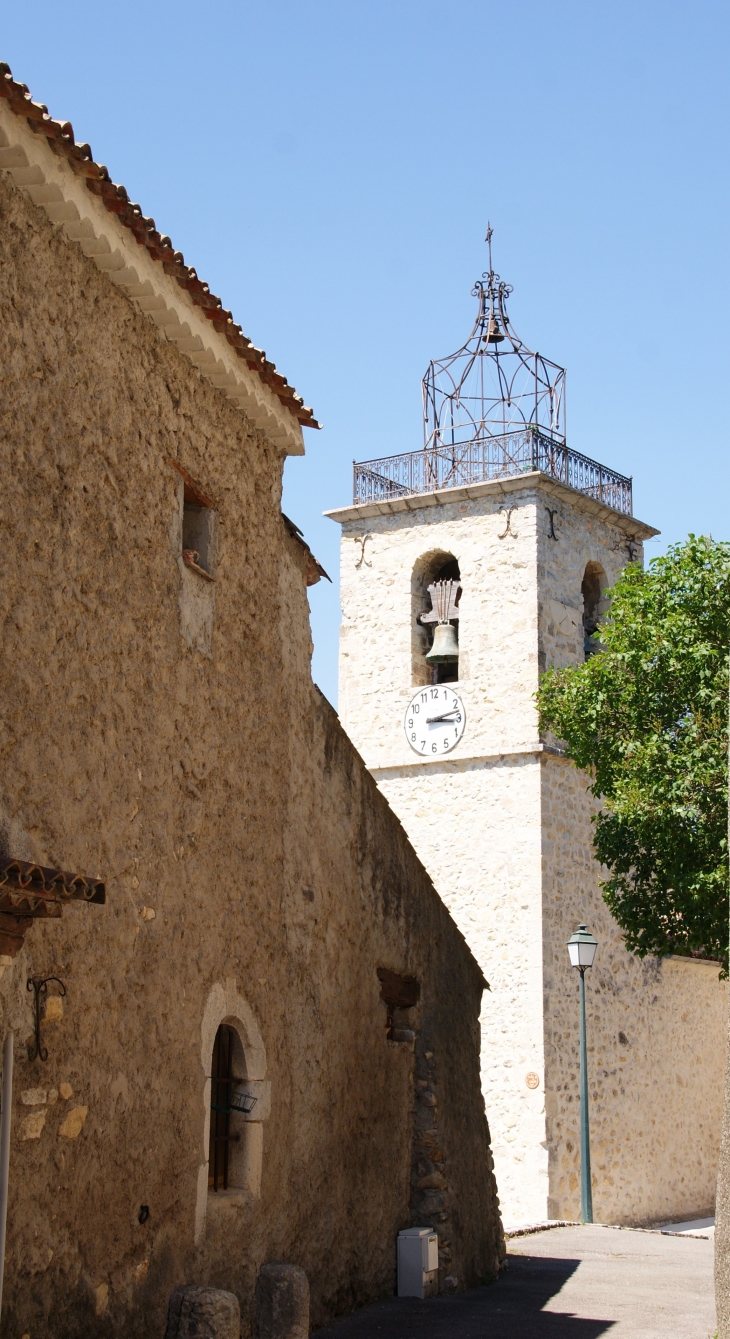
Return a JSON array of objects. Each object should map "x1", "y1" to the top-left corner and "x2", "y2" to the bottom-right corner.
[{"x1": 403, "y1": 685, "x2": 466, "y2": 756}]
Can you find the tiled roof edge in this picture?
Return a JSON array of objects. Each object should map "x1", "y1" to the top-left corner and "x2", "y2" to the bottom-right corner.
[
  {"x1": 282, "y1": 512, "x2": 331, "y2": 586},
  {"x1": 0, "y1": 62, "x2": 320, "y2": 431}
]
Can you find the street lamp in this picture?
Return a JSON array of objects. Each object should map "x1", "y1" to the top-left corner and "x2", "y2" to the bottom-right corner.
[{"x1": 567, "y1": 924, "x2": 597, "y2": 1224}]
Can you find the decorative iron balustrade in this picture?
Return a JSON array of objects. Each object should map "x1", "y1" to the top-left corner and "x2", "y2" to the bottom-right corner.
[{"x1": 352, "y1": 429, "x2": 633, "y2": 516}]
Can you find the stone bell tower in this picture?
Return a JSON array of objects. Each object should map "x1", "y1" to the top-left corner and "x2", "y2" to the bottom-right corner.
[{"x1": 326, "y1": 236, "x2": 727, "y2": 1228}]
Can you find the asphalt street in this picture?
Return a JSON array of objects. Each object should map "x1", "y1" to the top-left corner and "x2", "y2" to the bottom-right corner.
[{"x1": 313, "y1": 1224, "x2": 716, "y2": 1338}]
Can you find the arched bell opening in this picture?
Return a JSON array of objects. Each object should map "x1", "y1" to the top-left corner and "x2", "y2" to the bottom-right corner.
[
  {"x1": 581, "y1": 562, "x2": 609, "y2": 660},
  {"x1": 411, "y1": 552, "x2": 462, "y2": 687}
]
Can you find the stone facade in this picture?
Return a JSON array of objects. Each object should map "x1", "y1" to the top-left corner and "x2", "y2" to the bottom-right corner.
[
  {"x1": 0, "y1": 108, "x2": 502, "y2": 1338},
  {"x1": 328, "y1": 474, "x2": 728, "y2": 1226}
]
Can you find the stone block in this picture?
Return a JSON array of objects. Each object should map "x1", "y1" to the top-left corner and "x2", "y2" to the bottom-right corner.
[
  {"x1": 20, "y1": 1110, "x2": 46, "y2": 1140},
  {"x1": 58, "y1": 1105, "x2": 88, "y2": 1139},
  {"x1": 165, "y1": 1285, "x2": 240, "y2": 1339},
  {"x1": 254, "y1": 1263, "x2": 309, "y2": 1339}
]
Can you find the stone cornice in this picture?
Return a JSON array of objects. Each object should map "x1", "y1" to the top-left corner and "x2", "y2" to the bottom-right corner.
[
  {"x1": 325, "y1": 470, "x2": 659, "y2": 540},
  {"x1": 369, "y1": 740, "x2": 568, "y2": 780}
]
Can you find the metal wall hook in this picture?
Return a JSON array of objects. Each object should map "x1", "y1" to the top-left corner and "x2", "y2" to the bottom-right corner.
[
  {"x1": 498, "y1": 504, "x2": 518, "y2": 539},
  {"x1": 354, "y1": 533, "x2": 373, "y2": 568},
  {"x1": 26, "y1": 977, "x2": 66, "y2": 1062}
]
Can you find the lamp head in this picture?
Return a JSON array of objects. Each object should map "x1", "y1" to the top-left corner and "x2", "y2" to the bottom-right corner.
[{"x1": 567, "y1": 924, "x2": 597, "y2": 970}]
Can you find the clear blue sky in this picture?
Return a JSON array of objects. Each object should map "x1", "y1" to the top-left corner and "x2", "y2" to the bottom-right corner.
[{"x1": 5, "y1": 2, "x2": 728, "y2": 704}]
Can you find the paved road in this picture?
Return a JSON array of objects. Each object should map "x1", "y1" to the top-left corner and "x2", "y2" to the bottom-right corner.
[{"x1": 314, "y1": 1225, "x2": 716, "y2": 1338}]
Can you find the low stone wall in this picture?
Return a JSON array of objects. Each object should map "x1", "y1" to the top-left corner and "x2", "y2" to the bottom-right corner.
[{"x1": 542, "y1": 753, "x2": 728, "y2": 1225}]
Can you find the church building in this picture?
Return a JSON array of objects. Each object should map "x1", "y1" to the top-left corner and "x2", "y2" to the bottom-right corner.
[
  {"x1": 0, "y1": 66, "x2": 503, "y2": 1336},
  {"x1": 327, "y1": 241, "x2": 727, "y2": 1227}
]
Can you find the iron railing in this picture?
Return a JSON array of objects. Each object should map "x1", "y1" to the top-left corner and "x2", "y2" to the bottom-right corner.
[{"x1": 353, "y1": 428, "x2": 633, "y2": 516}]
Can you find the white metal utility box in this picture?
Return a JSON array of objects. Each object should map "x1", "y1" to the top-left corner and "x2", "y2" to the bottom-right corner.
[{"x1": 397, "y1": 1227, "x2": 439, "y2": 1298}]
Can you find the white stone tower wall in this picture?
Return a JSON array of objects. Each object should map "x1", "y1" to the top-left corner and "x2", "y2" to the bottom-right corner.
[
  {"x1": 381, "y1": 755, "x2": 547, "y2": 1222},
  {"x1": 329, "y1": 474, "x2": 727, "y2": 1226},
  {"x1": 338, "y1": 485, "x2": 542, "y2": 762}
]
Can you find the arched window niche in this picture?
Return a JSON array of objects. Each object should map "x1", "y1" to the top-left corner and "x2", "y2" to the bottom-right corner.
[
  {"x1": 195, "y1": 981, "x2": 270, "y2": 1242},
  {"x1": 411, "y1": 551, "x2": 462, "y2": 687},
  {"x1": 581, "y1": 561, "x2": 610, "y2": 660}
]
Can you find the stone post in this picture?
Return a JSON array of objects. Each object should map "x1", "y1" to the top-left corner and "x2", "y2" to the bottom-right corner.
[
  {"x1": 254, "y1": 1263, "x2": 309, "y2": 1339},
  {"x1": 165, "y1": 1285, "x2": 240, "y2": 1339}
]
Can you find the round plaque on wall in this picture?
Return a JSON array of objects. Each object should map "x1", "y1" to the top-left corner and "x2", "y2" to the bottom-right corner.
[{"x1": 525, "y1": 1072, "x2": 540, "y2": 1090}]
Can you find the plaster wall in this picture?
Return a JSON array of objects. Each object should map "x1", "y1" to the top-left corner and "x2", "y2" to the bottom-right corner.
[
  {"x1": 0, "y1": 169, "x2": 502, "y2": 1337},
  {"x1": 330, "y1": 474, "x2": 727, "y2": 1226}
]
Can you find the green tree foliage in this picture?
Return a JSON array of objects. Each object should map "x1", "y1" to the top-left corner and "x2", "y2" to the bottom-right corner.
[{"x1": 538, "y1": 536, "x2": 730, "y2": 972}]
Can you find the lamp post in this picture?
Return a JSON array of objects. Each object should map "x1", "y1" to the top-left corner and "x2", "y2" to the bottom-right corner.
[{"x1": 567, "y1": 924, "x2": 597, "y2": 1224}]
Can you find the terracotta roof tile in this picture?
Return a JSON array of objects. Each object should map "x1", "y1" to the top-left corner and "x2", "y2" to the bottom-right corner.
[
  {"x1": 282, "y1": 514, "x2": 331, "y2": 586},
  {"x1": 0, "y1": 63, "x2": 320, "y2": 431}
]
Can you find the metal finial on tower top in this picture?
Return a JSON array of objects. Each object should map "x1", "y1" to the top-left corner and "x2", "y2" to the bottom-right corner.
[
  {"x1": 422, "y1": 231, "x2": 566, "y2": 465},
  {"x1": 485, "y1": 221, "x2": 494, "y2": 271}
]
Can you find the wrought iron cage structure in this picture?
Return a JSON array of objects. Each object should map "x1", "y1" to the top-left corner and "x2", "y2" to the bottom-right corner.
[
  {"x1": 352, "y1": 233, "x2": 632, "y2": 517},
  {"x1": 422, "y1": 246, "x2": 565, "y2": 453}
]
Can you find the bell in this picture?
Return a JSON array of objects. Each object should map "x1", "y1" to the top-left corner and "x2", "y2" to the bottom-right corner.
[
  {"x1": 425, "y1": 621, "x2": 459, "y2": 664},
  {"x1": 484, "y1": 315, "x2": 504, "y2": 344}
]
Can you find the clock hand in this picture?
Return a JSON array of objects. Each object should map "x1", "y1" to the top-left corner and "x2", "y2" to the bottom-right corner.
[{"x1": 426, "y1": 710, "x2": 460, "y2": 723}]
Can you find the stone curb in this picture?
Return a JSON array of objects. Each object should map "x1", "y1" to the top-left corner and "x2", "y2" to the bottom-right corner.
[{"x1": 506, "y1": 1220, "x2": 714, "y2": 1241}]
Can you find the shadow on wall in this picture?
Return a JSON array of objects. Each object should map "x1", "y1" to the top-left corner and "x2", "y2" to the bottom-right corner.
[{"x1": 312, "y1": 1255, "x2": 614, "y2": 1336}]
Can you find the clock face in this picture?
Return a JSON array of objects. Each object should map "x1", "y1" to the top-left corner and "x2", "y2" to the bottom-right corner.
[{"x1": 404, "y1": 685, "x2": 466, "y2": 757}]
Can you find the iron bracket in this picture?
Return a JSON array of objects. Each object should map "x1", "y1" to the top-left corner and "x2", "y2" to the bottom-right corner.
[
  {"x1": 27, "y1": 976, "x2": 66, "y2": 1062},
  {"x1": 498, "y1": 504, "x2": 518, "y2": 539}
]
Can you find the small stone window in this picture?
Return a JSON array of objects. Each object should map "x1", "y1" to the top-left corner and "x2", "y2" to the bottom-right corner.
[
  {"x1": 166, "y1": 456, "x2": 217, "y2": 580},
  {"x1": 182, "y1": 485, "x2": 216, "y2": 580},
  {"x1": 168, "y1": 459, "x2": 218, "y2": 655},
  {"x1": 581, "y1": 562, "x2": 609, "y2": 660},
  {"x1": 377, "y1": 967, "x2": 420, "y2": 1043}
]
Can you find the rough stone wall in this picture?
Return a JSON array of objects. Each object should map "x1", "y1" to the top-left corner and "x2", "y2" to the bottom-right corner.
[
  {"x1": 536, "y1": 501, "x2": 727, "y2": 1223},
  {"x1": 535, "y1": 493, "x2": 642, "y2": 672},
  {"x1": 715, "y1": 1010, "x2": 730, "y2": 1336},
  {"x1": 541, "y1": 752, "x2": 727, "y2": 1224},
  {"x1": 0, "y1": 169, "x2": 502, "y2": 1336},
  {"x1": 332, "y1": 476, "x2": 727, "y2": 1227}
]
